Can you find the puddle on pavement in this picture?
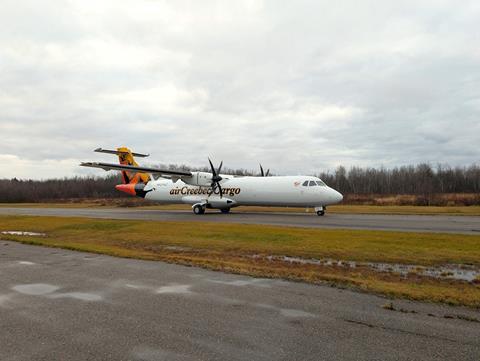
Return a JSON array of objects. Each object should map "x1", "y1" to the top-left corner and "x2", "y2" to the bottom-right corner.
[
  {"x1": 125, "y1": 283, "x2": 143, "y2": 289},
  {"x1": 18, "y1": 261, "x2": 36, "y2": 265},
  {"x1": 252, "y1": 255, "x2": 480, "y2": 282},
  {"x1": 11, "y1": 283, "x2": 104, "y2": 302},
  {"x1": 156, "y1": 284, "x2": 192, "y2": 294},
  {"x1": 50, "y1": 292, "x2": 103, "y2": 302},
  {"x1": 2, "y1": 231, "x2": 46, "y2": 236},
  {"x1": 12, "y1": 283, "x2": 59, "y2": 295},
  {"x1": 164, "y1": 245, "x2": 191, "y2": 251}
]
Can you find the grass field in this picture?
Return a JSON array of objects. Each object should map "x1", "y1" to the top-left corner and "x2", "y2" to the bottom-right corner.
[
  {"x1": 1, "y1": 215, "x2": 480, "y2": 307},
  {"x1": 1, "y1": 202, "x2": 480, "y2": 216}
]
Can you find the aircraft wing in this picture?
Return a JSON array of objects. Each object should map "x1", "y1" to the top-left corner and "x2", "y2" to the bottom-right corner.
[{"x1": 80, "y1": 162, "x2": 192, "y2": 177}]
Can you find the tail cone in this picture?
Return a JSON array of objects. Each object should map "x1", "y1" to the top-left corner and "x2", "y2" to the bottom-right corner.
[
  {"x1": 115, "y1": 184, "x2": 136, "y2": 196},
  {"x1": 115, "y1": 183, "x2": 150, "y2": 198}
]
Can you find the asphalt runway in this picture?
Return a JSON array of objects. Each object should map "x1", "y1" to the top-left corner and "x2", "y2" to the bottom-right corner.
[
  {"x1": 0, "y1": 207, "x2": 479, "y2": 234},
  {"x1": 1, "y1": 241, "x2": 479, "y2": 361}
]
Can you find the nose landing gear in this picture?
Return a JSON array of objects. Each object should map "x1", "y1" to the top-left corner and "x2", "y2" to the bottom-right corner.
[{"x1": 315, "y1": 206, "x2": 326, "y2": 216}]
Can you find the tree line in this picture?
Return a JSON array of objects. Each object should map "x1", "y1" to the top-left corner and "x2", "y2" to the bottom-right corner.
[
  {"x1": 0, "y1": 163, "x2": 478, "y2": 203},
  {"x1": 317, "y1": 163, "x2": 480, "y2": 195},
  {"x1": 0, "y1": 175, "x2": 120, "y2": 203}
]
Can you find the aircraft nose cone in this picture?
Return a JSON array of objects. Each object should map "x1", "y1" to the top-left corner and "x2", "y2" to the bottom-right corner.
[
  {"x1": 336, "y1": 191, "x2": 344, "y2": 203},
  {"x1": 330, "y1": 189, "x2": 343, "y2": 203}
]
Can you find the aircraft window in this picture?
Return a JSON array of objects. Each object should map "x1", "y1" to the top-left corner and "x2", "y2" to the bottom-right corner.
[
  {"x1": 316, "y1": 180, "x2": 326, "y2": 186},
  {"x1": 309, "y1": 181, "x2": 317, "y2": 186},
  {"x1": 302, "y1": 181, "x2": 309, "y2": 186}
]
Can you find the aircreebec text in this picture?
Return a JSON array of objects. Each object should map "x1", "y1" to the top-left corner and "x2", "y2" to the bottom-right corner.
[{"x1": 170, "y1": 187, "x2": 241, "y2": 197}]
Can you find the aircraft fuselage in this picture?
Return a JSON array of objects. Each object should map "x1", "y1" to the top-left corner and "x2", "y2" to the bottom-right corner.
[{"x1": 139, "y1": 175, "x2": 343, "y2": 208}]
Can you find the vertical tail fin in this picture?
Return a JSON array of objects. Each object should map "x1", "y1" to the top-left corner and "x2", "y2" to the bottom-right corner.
[
  {"x1": 94, "y1": 147, "x2": 150, "y2": 184},
  {"x1": 116, "y1": 147, "x2": 150, "y2": 184}
]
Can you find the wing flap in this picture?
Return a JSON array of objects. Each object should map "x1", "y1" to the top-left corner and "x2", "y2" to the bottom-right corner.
[{"x1": 80, "y1": 162, "x2": 192, "y2": 177}]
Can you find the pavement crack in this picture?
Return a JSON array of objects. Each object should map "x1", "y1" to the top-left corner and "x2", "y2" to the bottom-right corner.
[
  {"x1": 342, "y1": 318, "x2": 478, "y2": 347},
  {"x1": 344, "y1": 319, "x2": 375, "y2": 328}
]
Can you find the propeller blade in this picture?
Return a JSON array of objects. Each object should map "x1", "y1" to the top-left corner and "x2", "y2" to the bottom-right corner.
[
  {"x1": 210, "y1": 182, "x2": 223, "y2": 198},
  {"x1": 266, "y1": 169, "x2": 270, "y2": 177},
  {"x1": 208, "y1": 158, "x2": 216, "y2": 176},
  {"x1": 260, "y1": 164, "x2": 264, "y2": 177},
  {"x1": 217, "y1": 161, "x2": 223, "y2": 175},
  {"x1": 207, "y1": 158, "x2": 224, "y2": 198}
]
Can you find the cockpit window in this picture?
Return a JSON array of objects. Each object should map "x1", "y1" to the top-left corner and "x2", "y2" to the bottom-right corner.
[
  {"x1": 302, "y1": 181, "x2": 309, "y2": 186},
  {"x1": 309, "y1": 181, "x2": 317, "y2": 186},
  {"x1": 316, "y1": 180, "x2": 326, "y2": 186}
]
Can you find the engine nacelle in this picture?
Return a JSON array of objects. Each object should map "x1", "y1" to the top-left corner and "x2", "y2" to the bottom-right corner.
[
  {"x1": 182, "y1": 172, "x2": 212, "y2": 187},
  {"x1": 207, "y1": 197, "x2": 237, "y2": 209}
]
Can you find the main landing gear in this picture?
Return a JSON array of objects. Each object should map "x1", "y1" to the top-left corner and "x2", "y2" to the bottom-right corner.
[
  {"x1": 315, "y1": 206, "x2": 326, "y2": 216},
  {"x1": 192, "y1": 202, "x2": 232, "y2": 215},
  {"x1": 193, "y1": 204, "x2": 206, "y2": 215}
]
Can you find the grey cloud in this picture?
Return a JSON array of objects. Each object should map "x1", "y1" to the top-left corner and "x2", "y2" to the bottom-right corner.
[{"x1": 0, "y1": 0, "x2": 479, "y2": 179}]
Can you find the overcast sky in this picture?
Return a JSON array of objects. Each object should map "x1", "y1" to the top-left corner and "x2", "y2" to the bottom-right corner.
[{"x1": 1, "y1": 0, "x2": 479, "y2": 179}]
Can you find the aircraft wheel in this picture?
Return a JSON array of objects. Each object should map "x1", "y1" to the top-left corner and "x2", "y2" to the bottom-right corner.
[
  {"x1": 220, "y1": 208, "x2": 230, "y2": 214},
  {"x1": 316, "y1": 210, "x2": 325, "y2": 216},
  {"x1": 193, "y1": 204, "x2": 205, "y2": 215}
]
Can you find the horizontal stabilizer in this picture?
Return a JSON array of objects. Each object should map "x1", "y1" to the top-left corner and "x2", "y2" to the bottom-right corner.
[
  {"x1": 80, "y1": 162, "x2": 192, "y2": 177},
  {"x1": 94, "y1": 148, "x2": 149, "y2": 158}
]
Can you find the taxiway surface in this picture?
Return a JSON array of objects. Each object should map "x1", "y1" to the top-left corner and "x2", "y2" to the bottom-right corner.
[
  {"x1": 0, "y1": 207, "x2": 479, "y2": 234},
  {"x1": 1, "y1": 241, "x2": 479, "y2": 361}
]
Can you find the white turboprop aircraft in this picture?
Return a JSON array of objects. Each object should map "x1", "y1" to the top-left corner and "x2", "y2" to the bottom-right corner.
[{"x1": 81, "y1": 147, "x2": 343, "y2": 216}]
